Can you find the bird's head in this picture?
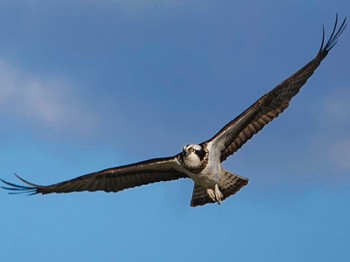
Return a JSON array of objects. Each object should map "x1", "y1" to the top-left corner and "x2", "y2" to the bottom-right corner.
[{"x1": 180, "y1": 144, "x2": 208, "y2": 173}]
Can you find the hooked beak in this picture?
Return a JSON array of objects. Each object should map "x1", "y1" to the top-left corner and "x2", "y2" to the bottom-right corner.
[{"x1": 182, "y1": 146, "x2": 188, "y2": 156}]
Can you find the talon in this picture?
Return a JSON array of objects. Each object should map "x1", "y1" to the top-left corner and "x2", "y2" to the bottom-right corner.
[
  {"x1": 214, "y1": 184, "x2": 223, "y2": 204},
  {"x1": 207, "y1": 184, "x2": 223, "y2": 204},
  {"x1": 206, "y1": 188, "x2": 216, "y2": 202}
]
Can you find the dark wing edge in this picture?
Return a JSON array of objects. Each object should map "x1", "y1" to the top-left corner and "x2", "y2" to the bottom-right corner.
[
  {"x1": 208, "y1": 15, "x2": 347, "y2": 162},
  {"x1": 0, "y1": 156, "x2": 188, "y2": 195}
]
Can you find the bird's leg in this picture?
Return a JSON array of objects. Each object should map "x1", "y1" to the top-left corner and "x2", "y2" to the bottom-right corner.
[
  {"x1": 207, "y1": 184, "x2": 223, "y2": 204},
  {"x1": 207, "y1": 188, "x2": 216, "y2": 202},
  {"x1": 214, "y1": 184, "x2": 223, "y2": 205}
]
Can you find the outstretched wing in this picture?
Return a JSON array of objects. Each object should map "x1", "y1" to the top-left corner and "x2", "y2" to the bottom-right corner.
[
  {"x1": 1, "y1": 156, "x2": 188, "y2": 195},
  {"x1": 208, "y1": 15, "x2": 347, "y2": 162}
]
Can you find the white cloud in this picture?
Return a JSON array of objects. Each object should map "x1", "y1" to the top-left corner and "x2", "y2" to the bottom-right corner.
[
  {"x1": 0, "y1": 59, "x2": 95, "y2": 132},
  {"x1": 306, "y1": 89, "x2": 350, "y2": 173},
  {"x1": 321, "y1": 90, "x2": 350, "y2": 128},
  {"x1": 322, "y1": 91, "x2": 350, "y2": 171}
]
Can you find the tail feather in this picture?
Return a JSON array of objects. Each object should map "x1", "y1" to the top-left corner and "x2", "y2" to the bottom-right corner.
[
  {"x1": 190, "y1": 170, "x2": 249, "y2": 207},
  {"x1": 190, "y1": 184, "x2": 215, "y2": 207}
]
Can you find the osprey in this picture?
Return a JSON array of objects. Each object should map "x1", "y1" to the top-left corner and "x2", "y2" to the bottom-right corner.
[{"x1": 1, "y1": 16, "x2": 347, "y2": 207}]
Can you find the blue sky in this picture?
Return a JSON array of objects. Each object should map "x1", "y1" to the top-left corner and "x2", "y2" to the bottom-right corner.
[{"x1": 1, "y1": 1, "x2": 350, "y2": 261}]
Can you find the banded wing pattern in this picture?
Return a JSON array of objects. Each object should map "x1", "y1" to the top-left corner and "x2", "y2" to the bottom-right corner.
[
  {"x1": 0, "y1": 15, "x2": 346, "y2": 207},
  {"x1": 1, "y1": 156, "x2": 188, "y2": 195},
  {"x1": 208, "y1": 16, "x2": 347, "y2": 162}
]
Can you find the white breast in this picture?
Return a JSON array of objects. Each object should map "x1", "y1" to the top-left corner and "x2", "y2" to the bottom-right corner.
[{"x1": 194, "y1": 142, "x2": 223, "y2": 188}]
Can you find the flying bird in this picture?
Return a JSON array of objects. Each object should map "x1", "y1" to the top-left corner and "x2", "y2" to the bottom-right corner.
[{"x1": 1, "y1": 16, "x2": 347, "y2": 207}]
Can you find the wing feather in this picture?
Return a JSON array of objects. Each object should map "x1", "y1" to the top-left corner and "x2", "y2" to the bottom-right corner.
[
  {"x1": 208, "y1": 15, "x2": 347, "y2": 162},
  {"x1": 0, "y1": 156, "x2": 188, "y2": 195}
]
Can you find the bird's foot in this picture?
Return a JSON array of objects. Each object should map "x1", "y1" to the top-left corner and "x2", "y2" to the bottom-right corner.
[{"x1": 207, "y1": 184, "x2": 223, "y2": 205}]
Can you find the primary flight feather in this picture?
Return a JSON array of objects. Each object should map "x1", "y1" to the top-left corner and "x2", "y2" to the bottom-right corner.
[{"x1": 1, "y1": 16, "x2": 347, "y2": 207}]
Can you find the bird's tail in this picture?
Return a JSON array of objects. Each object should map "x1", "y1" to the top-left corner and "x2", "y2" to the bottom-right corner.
[{"x1": 190, "y1": 170, "x2": 249, "y2": 207}]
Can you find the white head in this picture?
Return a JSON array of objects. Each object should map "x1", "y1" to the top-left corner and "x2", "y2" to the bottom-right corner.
[{"x1": 181, "y1": 144, "x2": 208, "y2": 172}]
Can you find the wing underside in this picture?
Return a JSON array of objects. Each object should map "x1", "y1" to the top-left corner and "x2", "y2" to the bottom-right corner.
[
  {"x1": 0, "y1": 16, "x2": 347, "y2": 208},
  {"x1": 1, "y1": 156, "x2": 188, "y2": 195},
  {"x1": 208, "y1": 16, "x2": 347, "y2": 162}
]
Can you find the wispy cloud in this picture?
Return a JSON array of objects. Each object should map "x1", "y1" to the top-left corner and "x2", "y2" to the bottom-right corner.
[
  {"x1": 0, "y1": 59, "x2": 95, "y2": 132},
  {"x1": 328, "y1": 139, "x2": 350, "y2": 170},
  {"x1": 322, "y1": 90, "x2": 350, "y2": 171},
  {"x1": 307, "y1": 89, "x2": 350, "y2": 173}
]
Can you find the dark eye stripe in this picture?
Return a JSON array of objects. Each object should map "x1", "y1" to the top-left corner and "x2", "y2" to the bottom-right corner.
[{"x1": 195, "y1": 148, "x2": 206, "y2": 160}]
